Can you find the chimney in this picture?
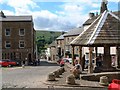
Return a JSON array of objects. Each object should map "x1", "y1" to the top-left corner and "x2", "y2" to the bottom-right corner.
[
  {"x1": 0, "y1": 11, "x2": 6, "y2": 18},
  {"x1": 100, "y1": 0, "x2": 108, "y2": 13},
  {"x1": 96, "y1": 12, "x2": 98, "y2": 16},
  {"x1": 89, "y1": 13, "x2": 95, "y2": 19}
]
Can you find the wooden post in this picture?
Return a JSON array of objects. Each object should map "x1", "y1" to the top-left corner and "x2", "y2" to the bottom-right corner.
[
  {"x1": 72, "y1": 46, "x2": 75, "y2": 66},
  {"x1": 95, "y1": 47, "x2": 97, "y2": 67},
  {"x1": 116, "y1": 46, "x2": 120, "y2": 68},
  {"x1": 79, "y1": 46, "x2": 82, "y2": 65},
  {"x1": 103, "y1": 45, "x2": 111, "y2": 68},
  {"x1": 88, "y1": 47, "x2": 93, "y2": 73}
]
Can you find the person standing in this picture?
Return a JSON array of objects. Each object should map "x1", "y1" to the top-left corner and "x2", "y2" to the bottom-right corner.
[{"x1": 38, "y1": 59, "x2": 40, "y2": 65}]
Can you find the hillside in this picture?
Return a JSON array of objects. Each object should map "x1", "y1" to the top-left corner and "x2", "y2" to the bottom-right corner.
[
  {"x1": 36, "y1": 30, "x2": 65, "y2": 54},
  {"x1": 36, "y1": 30, "x2": 63, "y2": 44}
]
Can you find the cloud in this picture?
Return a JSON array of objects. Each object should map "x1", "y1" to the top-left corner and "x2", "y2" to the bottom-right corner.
[
  {"x1": 33, "y1": 10, "x2": 76, "y2": 30},
  {"x1": 32, "y1": 0, "x2": 120, "y2": 3},
  {"x1": 2, "y1": 10, "x2": 15, "y2": 15},
  {"x1": 1, "y1": 0, "x2": 89, "y2": 31},
  {"x1": 2, "y1": 0, "x2": 118, "y2": 31}
]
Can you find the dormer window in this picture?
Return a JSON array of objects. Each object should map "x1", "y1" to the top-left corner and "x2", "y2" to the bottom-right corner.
[
  {"x1": 5, "y1": 29, "x2": 11, "y2": 36},
  {"x1": 19, "y1": 29, "x2": 25, "y2": 36}
]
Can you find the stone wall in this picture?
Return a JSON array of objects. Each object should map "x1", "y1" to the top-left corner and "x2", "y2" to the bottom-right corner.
[
  {"x1": 2, "y1": 21, "x2": 35, "y2": 63},
  {"x1": 0, "y1": 22, "x2": 2, "y2": 60},
  {"x1": 0, "y1": 21, "x2": 2, "y2": 90},
  {"x1": 81, "y1": 72, "x2": 120, "y2": 82}
]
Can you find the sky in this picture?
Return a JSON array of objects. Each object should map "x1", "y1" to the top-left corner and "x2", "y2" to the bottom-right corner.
[{"x1": 0, "y1": 0, "x2": 119, "y2": 31}]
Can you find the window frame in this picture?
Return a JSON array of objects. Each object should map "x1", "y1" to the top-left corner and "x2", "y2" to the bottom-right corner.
[
  {"x1": 5, "y1": 28, "x2": 11, "y2": 36},
  {"x1": 19, "y1": 40, "x2": 25, "y2": 48},
  {"x1": 19, "y1": 29, "x2": 25, "y2": 36},
  {"x1": 5, "y1": 41, "x2": 11, "y2": 48}
]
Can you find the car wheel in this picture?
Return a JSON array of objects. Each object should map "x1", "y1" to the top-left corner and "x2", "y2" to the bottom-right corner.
[{"x1": 8, "y1": 65, "x2": 12, "y2": 67}]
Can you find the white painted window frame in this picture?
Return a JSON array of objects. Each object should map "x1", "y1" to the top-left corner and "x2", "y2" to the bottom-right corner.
[
  {"x1": 19, "y1": 40, "x2": 25, "y2": 48},
  {"x1": 19, "y1": 29, "x2": 25, "y2": 36},
  {"x1": 5, "y1": 41, "x2": 11, "y2": 48},
  {"x1": 5, "y1": 28, "x2": 11, "y2": 36}
]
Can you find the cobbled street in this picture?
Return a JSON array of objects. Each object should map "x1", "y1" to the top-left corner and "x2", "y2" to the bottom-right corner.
[{"x1": 2, "y1": 59, "x2": 59, "y2": 88}]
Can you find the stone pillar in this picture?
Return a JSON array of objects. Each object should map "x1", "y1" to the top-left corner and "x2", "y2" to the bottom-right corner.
[
  {"x1": 72, "y1": 46, "x2": 75, "y2": 66},
  {"x1": 116, "y1": 46, "x2": 120, "y2": 68},
  {"x1": 88, "y1": 47, "x2": 93, "y2": 73},
  {"x1": 78, "y1": 46, "x2": 82, "y2": 65},
  {"x1": 103, "y1": 45, "x2": 111, "y2": 68}
]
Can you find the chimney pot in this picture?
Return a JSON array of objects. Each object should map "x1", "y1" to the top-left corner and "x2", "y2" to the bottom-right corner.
[{"x1": 89, "y1": 13, "x2": 95, "y2": 19}]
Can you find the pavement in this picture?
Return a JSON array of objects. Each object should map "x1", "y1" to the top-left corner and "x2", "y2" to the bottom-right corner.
[
  {"x1": 2, "y1": 60, "x2": 119, "y2": 90},
  {"x1": 44, "y1": 63, "x2": 108, "y2": 89},
  {"x1": 2, "y1": 60, "x2": 60, "y2": 88}
]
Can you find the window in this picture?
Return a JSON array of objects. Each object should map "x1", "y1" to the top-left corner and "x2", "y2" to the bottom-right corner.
[
  {"x1": 19, "y1": 40, "x2": 25, "y2": 48},
  {"x1": 67, "y1": 38, "x2": 69, "y2": 42},
  {"x1": 57, "y1": 41, "x2": 58, "y2": 44},
  {"x1": 19, "y1": 29, "x2": 25, "y2": 36},
  {"x1": 5, "y1": 41, "x2": 11, "y2": 48},
  {"x1": 5, "y1": 29, "x2": 11, "y2": 36}
]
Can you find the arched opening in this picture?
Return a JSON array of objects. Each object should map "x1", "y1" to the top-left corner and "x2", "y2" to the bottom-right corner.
[{"x1": 28, "y1": 53, "x2": 32, "y2": 64}]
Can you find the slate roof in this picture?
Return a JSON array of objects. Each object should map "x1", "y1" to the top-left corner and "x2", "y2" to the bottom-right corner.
[
  {"x1": 83, "y1": 16, "x2": 98, "y2": 26},
  {"x1": 0, "y1": 16, "x2": 32, "y2": 21},
  {"x1": 113, "y1": 11, "x2": 120, "y2": 18},
  {"x1": 49, "y1": 41, "x2": 57, "y2": 47},
  {"x1": 71, "y1": 10, "x2": 120, "y2": 46},
  {"x1": 64, "y1": 27, "x2": 84, "y2": 37},
  {"x1": 82, "y1": 11, "x2": 120, "y2": 26},
  {"x1": 56, "y1": 34, "x2": 64, "y2": 40}
]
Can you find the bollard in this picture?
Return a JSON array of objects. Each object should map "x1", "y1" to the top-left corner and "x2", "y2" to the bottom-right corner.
[
  {"x1": 53, "y1": 71, "x2": 60, "y2": 78},
  {"x1": 99, "y1": 76, "x2": 109, "y2": 86},
  {"x1": 22, "y1": 64, "x2": 25, "y2": 68},
  {"x1": 61, "y1": 67, "x2": 65, "y2": 73},
  {"x1": 66, "y1": 74, "x2": 75, "y2": 85},
  {"x1": 47, "y1": 73, "x2": 55, "y2": 81},
  {"x1": 58, "y1": 69, "x2": 63, "y2": 75}
]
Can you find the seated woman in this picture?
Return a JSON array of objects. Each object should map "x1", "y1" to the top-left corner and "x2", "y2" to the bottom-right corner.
[{"x1": 70, "y1": 64, "x2": 82, "y2": 79}]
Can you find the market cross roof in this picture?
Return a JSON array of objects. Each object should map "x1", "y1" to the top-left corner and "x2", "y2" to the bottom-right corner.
[{"x1": 71, "y1": 10, "x2": 120, "y2": 46}]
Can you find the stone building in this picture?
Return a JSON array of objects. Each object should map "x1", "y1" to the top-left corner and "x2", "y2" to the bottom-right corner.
[
  {"x1": 56, "y1": 34, "x2": 64, "y2": 58},
  {"x1": 64, "y1": 27, "x2": 84, "y2": 58},
  {"x1": 0, "y1": 20, "x2": 2, "y2": 60},
  {"x1": 0, "y1": 11, "x2": 36, "y2": 65},
  {"x1": 49, "y1": 41, "x2": 57, "y2": 61}
]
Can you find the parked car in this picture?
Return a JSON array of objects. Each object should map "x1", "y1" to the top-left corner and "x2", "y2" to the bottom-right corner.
[
  {"x1": 7, "y1": 60, "x2": 17, "y2": 67},
  {"x1": 0, "y1": 59, "x2": 18, "y2": 67},
  {"x1": 0, "y1": 60, "x2": 9, "y2": 67},
  {"x1": 63, "y1": 58, "x2": 72, "y2": 64},
  {"x1": 60, "y1": 60, "x2": 65, "y2": 67}
]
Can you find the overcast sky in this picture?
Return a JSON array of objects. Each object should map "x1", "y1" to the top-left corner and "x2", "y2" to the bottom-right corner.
[{"x1": 0, "y1": 0, "x2": 119, "y2": 31}]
